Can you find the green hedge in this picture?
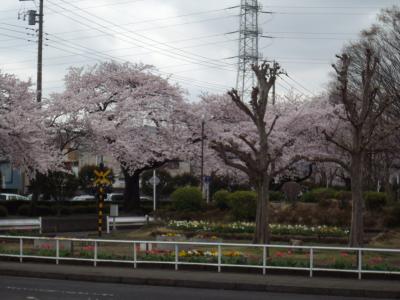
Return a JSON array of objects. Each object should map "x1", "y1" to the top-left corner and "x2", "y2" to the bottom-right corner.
[
  {"x1": 385, "y1": 204, "x2": 400, "y2": 227},
  {"x1": 301, "y1": 191, "x2": 317, "y2": 203},
  {"x1": 171, "y1": 186, "x2": 202, "y2": 211},
  {"x1": 270, "y1": 191, "x2": 285, "y2": 202},
  {"x1": 0, "y1": 205, "x2": 8, "y2": 217},
  {"x1": 228, "y1": 191, "x2": 257, "y2": 221},
  {"x1": 364, "y1": 192, "x2": 387, "y2": 211},
  {"x1": 213, "y1": 189, "x2": 230, "y2": 210}
]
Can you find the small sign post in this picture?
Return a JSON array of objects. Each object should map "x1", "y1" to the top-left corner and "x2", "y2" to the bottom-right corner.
[{"x1": 149, "y1": 171, "x2": 160, "y2": 211}]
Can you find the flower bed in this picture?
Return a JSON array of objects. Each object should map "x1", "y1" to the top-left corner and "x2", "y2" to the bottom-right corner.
[{"x1": 167, "y1": 221, "x2": 350, "y2": 237}]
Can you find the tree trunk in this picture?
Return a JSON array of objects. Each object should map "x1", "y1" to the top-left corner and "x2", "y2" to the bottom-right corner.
[
  {"x1": 123, "y1": 168, "x2": 141, "y2": 212},
  {"x1": 349, "y1": 154, "x2": 364, "y2": 247},
  {"x1": 253, "y1": 174, "x2": 270, "y2": 244}
]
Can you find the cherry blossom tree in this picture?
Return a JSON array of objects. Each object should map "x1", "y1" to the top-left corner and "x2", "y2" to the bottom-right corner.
[
  {"x1": 199, "y1": 62, "x2": 306, "y2": 244},
  {"x1": 53, "y1": 61, "x2": 193, "y2": 210},
  {"x1": 0, "y1": 71, "x2": 59, "y2": 176},
  {"x1": 299, "y1": 48, "x2": 400, "y2": 247}
]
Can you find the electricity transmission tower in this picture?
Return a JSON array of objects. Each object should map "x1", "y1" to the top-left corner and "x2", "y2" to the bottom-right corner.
[{"x1": 236, "y1": 0, "x2": 260, "y2": 100}]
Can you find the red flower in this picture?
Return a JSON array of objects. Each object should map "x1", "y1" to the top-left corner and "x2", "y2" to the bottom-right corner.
[
  {"x1": 340, "y1": 252, "x2": 349, "y2": 257},
  {"x1": 82, "y1": 245, "x2": 94, "y2": 252},
  {"x1": 275, "y1": 251, "x2": 285, "y2": 257}
]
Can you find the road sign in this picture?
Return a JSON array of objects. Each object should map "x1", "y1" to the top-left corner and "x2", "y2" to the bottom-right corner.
[
  {"x1": 149, "y1": 175, "x2": 160, "y2": 186},
  {"x1": 94, "y1": 169, "x2": 112, "y2": 186}
]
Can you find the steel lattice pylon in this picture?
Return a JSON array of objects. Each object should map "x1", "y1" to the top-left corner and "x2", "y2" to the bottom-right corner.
[{"x1": 236, "y1": 0, "x2": 260, "y2": 101}]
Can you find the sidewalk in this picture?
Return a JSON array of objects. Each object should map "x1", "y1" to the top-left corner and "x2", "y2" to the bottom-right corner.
[{"x1": 0, "y1": 261, "x2": 399, "y2": 298}]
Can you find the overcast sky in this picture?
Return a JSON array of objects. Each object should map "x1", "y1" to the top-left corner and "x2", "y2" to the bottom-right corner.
[{"x1": 0, "y1": 0, "x2": 399, "y2": 100}]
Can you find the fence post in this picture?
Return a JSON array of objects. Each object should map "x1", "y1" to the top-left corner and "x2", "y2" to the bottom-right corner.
[
  {"x1": 358, "y1": 249, "x2": 362, "y2": 280},
  {"x1": 106, "y1": 216, "x2": 110, "y2": 234},
  {"x1": 19, "y1": 238, "x2": 23, "y2": 263},
  {"x1": 218, "y1": 244, "x2": 221, "y2": 273},
  {"x1": 133, "y1": 242, "x2": 137, "y2": 269},
  {"x1": 175, "y1": 244, "x2": 179, "y2": 271},
  {"x1": 309, "y1": 248, "x2": 314, "y2": 278},
  {"x1": 263, "y1": 246, "x2": 267, "y2": 275},
  {"x1": 56, "y1": 239, "x2": 59, "y2": 265},
  {"x1": 94, "y1": 241, "x2": 97, "y2": 267}
]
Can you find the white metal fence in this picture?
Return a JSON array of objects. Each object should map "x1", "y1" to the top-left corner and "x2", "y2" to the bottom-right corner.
[
  {"x1": 106, "y1": 216, "x2": 153, "y2": 233},
  {"x1": 0, "y1": 218, "x2": 42, "y2": 233},
  {"x1": 0, "y1": 235, "x2": 399, "y2": 279}
]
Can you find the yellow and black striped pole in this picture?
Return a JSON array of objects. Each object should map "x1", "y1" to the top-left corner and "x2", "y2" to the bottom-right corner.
[
  {"x1": 94, "y1": 163, "x2": 112, "y2": 237},
  {"x1": 98, "y1": 186, "x2": 105, "y2": 237}
]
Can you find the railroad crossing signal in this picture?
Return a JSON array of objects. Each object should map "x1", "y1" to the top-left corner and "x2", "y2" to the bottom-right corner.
[
  {"x1": 94, "y1": 163, "x2": 112, "y2": 237},
  {"x1": 94, "y1": 169, "x2": 112, "y2": 186}
]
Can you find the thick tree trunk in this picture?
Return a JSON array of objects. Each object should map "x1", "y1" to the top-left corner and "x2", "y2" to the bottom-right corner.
[
  {"x1": 123, "y1": 168, "x2": 141, "y2": 212},
  {"x1": 253, "y1": 174, "x2": 270, "y2": 244},
  {"x1": 349, "y1": 154, "x2": 364, "y2": 247}
]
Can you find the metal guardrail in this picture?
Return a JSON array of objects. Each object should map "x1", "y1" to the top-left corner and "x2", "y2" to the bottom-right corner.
[
  {"x1": 0, "y1": 218, "x2": 42, "y2": 234},
  {"x1": 0, "y1": 235, "x2": 399, "y2": 279},
  {"x1": 106, "y1": 216, "x2": 153, "y2": 233}
]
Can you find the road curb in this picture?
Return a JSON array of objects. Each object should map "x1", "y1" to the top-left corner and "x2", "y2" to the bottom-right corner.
[{"x1": 1, "y1": 267, "x2": 399, "y2": 299}]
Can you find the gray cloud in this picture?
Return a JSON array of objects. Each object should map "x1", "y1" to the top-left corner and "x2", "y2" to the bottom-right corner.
[{"x1": 0, "y1": 0, "x2": 398, "y2": 100}]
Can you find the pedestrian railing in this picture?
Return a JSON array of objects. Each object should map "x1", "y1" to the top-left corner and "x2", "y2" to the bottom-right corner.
[
  {"x1": 106, "y1": 216, "x2": 153, "y2": 233},
  {"x1": 0, "y1": 235, "x2": 399, "y2": 279},
  {"x1": 0, "y1": 218, "x2": 42, "y2": 234}
]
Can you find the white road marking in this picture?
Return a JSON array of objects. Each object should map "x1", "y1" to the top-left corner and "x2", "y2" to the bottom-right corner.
[{"x1": 4, "y1": 286, "x2": 114, "y2": 297}]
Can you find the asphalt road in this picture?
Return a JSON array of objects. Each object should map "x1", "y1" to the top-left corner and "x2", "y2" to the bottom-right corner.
[{"x1": 0, "y1": 275, "x2": 392, "y2": 300}]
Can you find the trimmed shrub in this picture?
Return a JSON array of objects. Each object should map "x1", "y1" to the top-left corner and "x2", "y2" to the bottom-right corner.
[
  {"x1": 334, "y1": 191, "x2": 352, "y2": 201},
  {"x1": 364, "y1": 192, "x2": 387, "y2": 211},
  {"x1": 59, "y1": 206, "x2": 72, "y2": 215},
  {"x1": 213, "y1": 189, "x2": 231, "y2": 210},
  {"x1": 384, "y1": 204, "x2": 400, "y2": 227},
  {"x1": 71, "y1": 205, "x2": 97, "y2": 214},
  {"x1": 270, "y1": 191, "x2": 285, "y2": 202},
  {"x1": 301, "y1": 191, "x2": 316, "y2": 203},
  {"x1": 17, "y1": 204, "x2": 31, "y2": 216},
  {"x1": 3, "y1": 200, "x2": 30, "y2": 215},
  {"x1": 311, "y1": 188, "x2": 337, "y2": 200},
  {"x1": 36, "y1": 205, "x2": 55, "y2": 216},
  {"x1": 0, "y1": 205, "x2": 8, "y2": 217},
  {"x1": 171, "y1": 186, "x2": 202, "y2": 211},
  {"x1": 228, "y1": 191, "x2": 257, "y2": 221}
]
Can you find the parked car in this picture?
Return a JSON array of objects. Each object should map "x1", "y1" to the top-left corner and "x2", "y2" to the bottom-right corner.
[
  {"x1": 0, "y1": 193, "x2": 29, "y2": 201},
  {"x1": 71, "y1": 195, "x2": 95, "y2": 202},
  {"x1": 27, "y1": 194, "x2": 56, "y2": 201}
]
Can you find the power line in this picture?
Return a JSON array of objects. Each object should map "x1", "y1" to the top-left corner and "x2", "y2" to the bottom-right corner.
[{"x1": 45, "y1": 0, "x2": 234, "y2": 71}]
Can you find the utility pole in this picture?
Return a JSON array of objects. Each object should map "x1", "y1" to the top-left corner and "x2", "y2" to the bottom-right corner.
[
  {"x1": 19, "y1": 0, "x2": 43, "y2": 102},
  {"x1": 236, "y1": 0, "x2": 260, "y2": 101}
]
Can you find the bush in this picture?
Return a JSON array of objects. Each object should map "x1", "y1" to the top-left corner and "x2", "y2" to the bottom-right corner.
[
  {"x1": 36, "y1": 205, "x2": 55, "y2": 216},
  {"x1": 171, "y1": 186, "x2": 202, "y2": 211},
  {"x1": 311, "y1": 188, "x2": 337, "y2": 200},
  {"x1": 334, "y1": 191, "x2": 352, "y2": 201},
  {"x1": 213, "y1": 190, "x2": 231, "y2": 210},
  {"x1": 364, "y1": 192, "x2": 387, "y2": 211},
  {"x1": 0, "y1": 205, "x2": 8, "y2": 217},
  {"x1": 71, "y1": 205, "x2": 97, "y2": 214},
  {"x1": 59, "y1": 206, "x2": 72, "y2": 215},
  {"x1": 301, "y1": 192, "x2": 316, "y2": 203},
  {"x1": 228, "y1": 191, "x2": 257, "y2": 221},
  {"x1": 384, "y1": 204, "x2": 400, "y2": 227},
  {"x1": 17, "y1": 204, "x2": 31, "y2": 216},
  {"x1": 270, "y1": 191, "x2": 285, "y2": 202},
  {"x1": 3, "y1": 200, "x2": 30, "y2": 215}
]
